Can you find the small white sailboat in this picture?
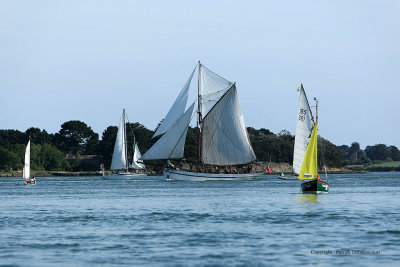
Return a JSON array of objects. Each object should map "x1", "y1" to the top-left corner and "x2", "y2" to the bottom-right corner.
[
  {"x1": 109, "y1": 109, "x2": 146, "y2": 177},
  {"x1": 23, "y1": 140, "x2": 36, "y2": 185},
  {"x1": 141, "y1": 62, "x2": 262, "y2": 181}
]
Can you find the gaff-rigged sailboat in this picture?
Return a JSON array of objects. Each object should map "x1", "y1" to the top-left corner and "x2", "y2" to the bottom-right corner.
[
  {"x1": 110, "y1": 109, "x2": 146, "y2": 177},
  {"x1": 295, "y1": 88, "x2": 329, "y2": 193},
  {"x1": 23, "y1": 140, "x2": 36, "y2": 185},
  {"x1": 141, "y1": 62, "x2": 261, "y2": 181}
]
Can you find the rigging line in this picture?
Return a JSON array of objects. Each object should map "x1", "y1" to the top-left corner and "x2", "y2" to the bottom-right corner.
[{"x1": 201, "y1": 87, "x2": 232, "y2": 98}]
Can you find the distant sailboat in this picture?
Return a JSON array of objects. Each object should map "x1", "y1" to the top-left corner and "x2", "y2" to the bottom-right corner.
[
  {"x1": 110, "y1": 109, "x2": 146, "y2": 177},
  {"x1": 23, "y1": 140, "x2": 36, "y2": 185},
  {"x1": 141, "y1": 62, "x2": 261, "y2": 181},
  {"x1": 130, "y1": 139, "x2": 145, "y2": 170},
  {"x1": 295, "y1": 87, "x2": 329, "y2": 193}
]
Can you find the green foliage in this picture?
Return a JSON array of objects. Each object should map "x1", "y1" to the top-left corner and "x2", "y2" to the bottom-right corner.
[
  {"x1": 54, "y1": 120, "x2": 99, "y2": 155},
  {"x1": 365, "y1": 144, "x2": 390, "y2": 161},
  {"x1": 0, "y1": 130, "x2": 26, "y2": 149},
  {"x1": 388, "y1": 146, "x2": 400, "y2": 161},
  {"x1": 0, "y1": 147, "x2": 21, "y2": 171},
  {"x1": 365, "y1": 161, "x2": 400, "y2": 172},
  {"x1": 247, "y1": 127, "x2": 294, "y2": 163},
  {"x1": 184, "y1": 126, "x2": 199, "y2": 162},
  {"x1": 25, "y1": 127, "x2": 53, "y2": 144},
  {"x1": 1, "y1": 120, "x2": 399, "y2": 172},
  {"x1": 39, "y1": 144, "x2": 71, "y2": 171},
  {"x1": 318, "y1": 137, "x2": 344, "y2": 168},
  {"x1": 99, "y1": 126, "x2": 118, "y2": 169}
]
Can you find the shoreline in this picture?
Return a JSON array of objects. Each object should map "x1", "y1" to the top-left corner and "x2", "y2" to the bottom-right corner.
[{"x1": 1, "y1": 170, "x2": 390, "y2": 178}]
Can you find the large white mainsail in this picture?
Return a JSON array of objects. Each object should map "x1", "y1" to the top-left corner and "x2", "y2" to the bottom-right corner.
[
  {"x1": 110, "y1": 110, "x2": 127, "y2": 170},
  {"x1": 293, "y1": 85, "x2": 315, "y2": 174},
  {"x1": 152, "y1": 68, "x2": 195, "y2": 138},
  {"x1": 131, "y1": 142, "x2": 145, "y2": 169},
  {"x1": 199, "y1": 64, "x2": 233, "y2": 118},
  {"x1": 23, "y1": 140, "x2": 30, "y2": 180},
  {"x1": 141, "y1": 102, "x2": 195, "y2": 160},
  {"x1": 201, "y1": 84, "x2": 256, "y2": 165}
]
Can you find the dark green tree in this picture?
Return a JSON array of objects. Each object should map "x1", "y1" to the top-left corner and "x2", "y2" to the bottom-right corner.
[
  {"x1": 388, "y1": 146, "x2": 400, "y2": 161},
  {"x1": 25, "y1": 128, "x2": 52, "y2": 144},
  {"x1": 0, "y1": 147, "x2": 21, "y2": 171},
  {"x1": 365, "y1": 144, "x2": 390, "y2": 161},
  {"x1": 318, "y1": 137, "x2": 344, "y2": 168},
  {"x1": 54, "y1": 120, "x2": 99, "y2": 155},
  {"x1": 99, "y1": 126, "x2": 118, "y2": 169},
  {"x1": 0, "y1": 130, "x2": 26, "y2": 149}
]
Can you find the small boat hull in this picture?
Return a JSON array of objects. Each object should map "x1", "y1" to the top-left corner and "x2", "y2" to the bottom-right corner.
[
  {"x1": 164, "y1": 168, "x2": 262, "y2": 181},
  {"x1": 301, "y1": 179, "x2": 329, "y2": 193},
  {"x1": 278, "y1": 175, "x2": 297, "y2": 180},
  {"x1": 24, "y1": 180, "x2": 36, "y2": 185}
]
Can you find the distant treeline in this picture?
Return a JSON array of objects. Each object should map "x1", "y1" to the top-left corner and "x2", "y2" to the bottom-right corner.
[{"x1": 0, "y1": 120, "x2": 399, "y2": 172}]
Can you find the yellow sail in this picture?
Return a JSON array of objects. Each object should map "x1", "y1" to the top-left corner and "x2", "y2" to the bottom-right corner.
[{"x1": 298, "y1": 123, "x2": 318, "y2": 180}]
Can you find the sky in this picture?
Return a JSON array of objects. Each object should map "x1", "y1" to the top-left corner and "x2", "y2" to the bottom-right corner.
[{"x1": 0, "y1": 0, "x2": 399, "y2": 149}]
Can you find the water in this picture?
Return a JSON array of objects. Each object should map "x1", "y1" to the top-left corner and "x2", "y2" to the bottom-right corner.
[{"x1": 1, "y1": 173, "x2": 399, "y2": 266}]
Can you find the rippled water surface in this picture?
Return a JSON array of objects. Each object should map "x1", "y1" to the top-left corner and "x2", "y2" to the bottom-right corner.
[{"x1": 1, "y1": 173, "x2": 399, "y2": 266}]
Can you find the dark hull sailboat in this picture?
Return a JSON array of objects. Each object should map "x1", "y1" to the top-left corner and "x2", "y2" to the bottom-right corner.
[{"x1": 301, "y1": 179, "x2": 329, "y2": 193}]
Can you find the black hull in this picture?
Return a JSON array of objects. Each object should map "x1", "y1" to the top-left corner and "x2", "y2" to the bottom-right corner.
[{"x1": 301, "y1": 179, "x2": 329, "y2": 193}]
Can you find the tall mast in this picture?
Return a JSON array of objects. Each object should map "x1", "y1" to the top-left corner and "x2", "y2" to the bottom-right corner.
[
  {"x1": 314, "y1": 97, "x2": 318, "y2": 124},
  {"x1": 123, "y1": 108, "x2": 128, "y2": 172},
  {"x1": 197, "y1": 60, "x2": 202, "y2": 171}
]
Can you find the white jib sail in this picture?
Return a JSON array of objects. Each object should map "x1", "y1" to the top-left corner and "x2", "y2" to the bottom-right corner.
[
  {"x1": 153, "y1": 68, "x2": 195, "y2": 138},
  {"x1": 110, "y1": 113, "x2": 127, "y2": 170},
  {"x1": 141, "y1": 102, "x2": 195, "y2": 160},
  {"x1": 292, "y1": 85, "x2": 315, "y2": 174},
  {"x1": 23, "y1": 140, "x2": 30, "y2": 180},
  {"x1": 199, "y1": 64, "x2": 233, "y2": 119},
  {"x1": 201, "y1": 85, "x2": 256, "y2": 165},
  {"x1": 131, "y1": 143, "x2": 145, "y2": 169}
]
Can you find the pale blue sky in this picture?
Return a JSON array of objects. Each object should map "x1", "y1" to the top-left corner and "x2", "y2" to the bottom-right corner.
[{"x1": 0, "y1": 0, "x2": 399, "y2": 148}]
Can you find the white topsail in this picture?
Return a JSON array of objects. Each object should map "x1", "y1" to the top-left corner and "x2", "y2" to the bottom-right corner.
[
  {"x1": 152, "y1": 68, "x2": 195, "y2": 138},
  {"x1": 201, "y1": 84, "x2": 256, "y2": 165},
  {"x1": 293, "y1": 85, "x2": 315, "y2": 174},
  {"x1": 131, "y1": 143, "x2": 145, "y2": 169},
  {"x1": 110, "y1": 111, "x2": 127, "y2": 170},
  {"x1": 141, "y1": 102, "x2": 195, "y2": 160},
  {"x1": 199, "y1": 64, "x2": 233, "y2": 118},
  {"x1": 23, "y1": 140, "x2": 30, "y2": 180}
]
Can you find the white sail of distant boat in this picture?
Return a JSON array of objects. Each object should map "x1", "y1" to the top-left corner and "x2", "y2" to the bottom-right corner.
[
  {"x1": 131, "y1": 141, "x2": 145, "y2": 169},
  {"x1": 141, "y1": 62, "x2": 259, "y2": 181},
  {"x1": 292, "y1": 84, "x2": 315, "y2": 175},
  {"x1": 110, "y1": 109, "x2": 128, "y2": 171},
  {"x1": 109, "y1": 109, "x2": 146, "y2": 176},
  {"x1": 23, "y1": 140, "x2": 31, "y2": 181}
]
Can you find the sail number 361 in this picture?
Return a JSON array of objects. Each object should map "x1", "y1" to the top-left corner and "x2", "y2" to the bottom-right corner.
[{"x1": 298, "y1": 108, "x2": 307, "y2": 121}]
